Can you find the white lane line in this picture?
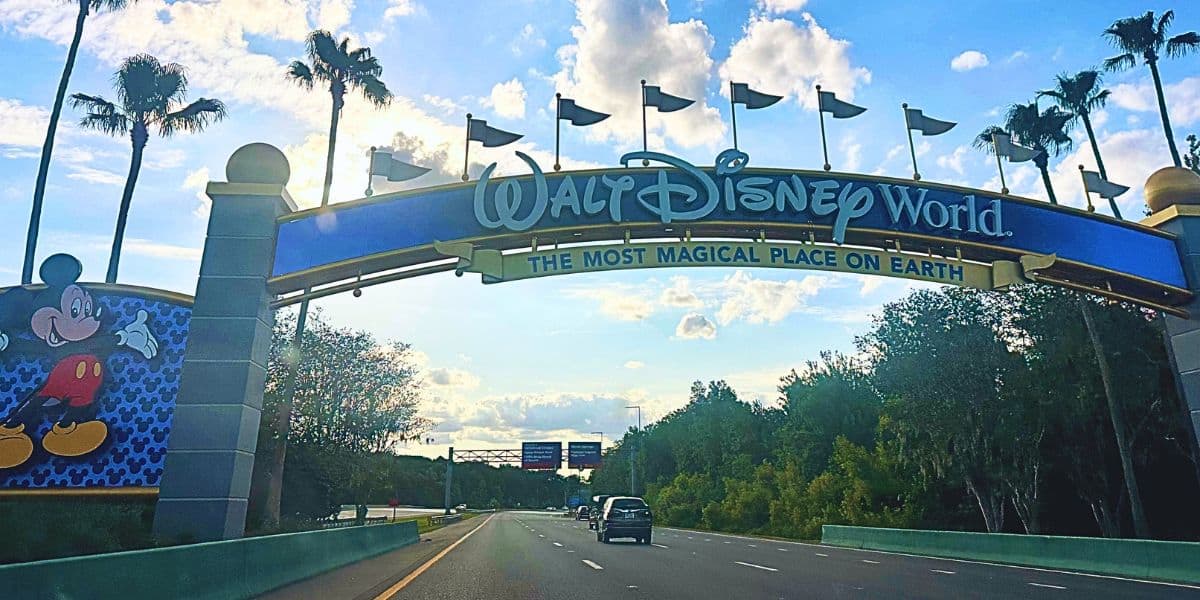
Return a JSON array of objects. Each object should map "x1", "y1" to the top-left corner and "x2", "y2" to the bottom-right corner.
[
  {"x1": 567, "y1": 550, "x2": 575, "y2": 553},
  {"x1": 538, "y1": 534, "x2": 545, "y2": 538},
  {"x1": 735, "y1": 561, "x2": 778, "y2": 572},
  {"x1": 652, "y1": 543, "x2": 669, "y2": 549},
  {"x1": 747, "y1": 544, "x2": 758, "y2": 548},
  {"x1": 815, "y1": 553, "x2": 829, "y2": 557},
  {"x1": 687, "y1": 536, "x2": 694, "y2": 539},
  {"x1": 862, "y1": 559, "x2": 880, "y2": 564},
  {"x1": 777, "y1": 548, "x2": 788, "y2": 552},
  {"x1": 931, "y1": 569, "x2": 955, "y2": 575},
  {"x1": 583, "y1": 559, "x2": 604, "y2": 570},
  {"x1": 723, "y1": 541, "x2": 731, "y2": 544},
  {"x1": 553, "y1": 542, "x2": 563, "y2": 547},
  {"x1": 1029, "y1": 583, "x2": 1067, "y2": 590}
]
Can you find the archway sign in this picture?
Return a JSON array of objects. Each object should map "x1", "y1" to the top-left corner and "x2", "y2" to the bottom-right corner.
[
  {"x1": 269, "y1": 149, "x2": 1188, "y2": 314},
  {"x1": 150, "y1": 143, "x2": 1200, "y2": 543}
]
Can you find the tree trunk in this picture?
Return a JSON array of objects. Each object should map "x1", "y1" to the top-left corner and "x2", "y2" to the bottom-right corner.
[
  {"x1": 262, "y1": 300, "x2": 309, "y2": 529},
  {"x1": 24, "y1": 0, "x2": 89, "y2": 284},
  {"x1": 1090, "y1": 499, "x2": 1121, "y2": 538},
  {"x1": 106, "y1": 122, "x2": 146, "y2": 283},
  {"x1": 1078, "y1": 298, "x2": 1151, "y2": 538},
  {"x1": 1035, "y1": 153, "x2": 1057, "y2": 204},
  {"x1": 967, "y1": 477, "x2": 1006, "y2": 533},
  {"x1": 1080, "y1": 111, "x2": 1121, "y2": 219},
  {"x1": 1147, "y1": 58, "x2": 1181, "y2": 168},
  {"x1": 320, "y1": 84, "x2": 344, "y2": 208}
]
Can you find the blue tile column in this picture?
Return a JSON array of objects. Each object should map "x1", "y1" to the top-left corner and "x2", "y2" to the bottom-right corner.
[{"x1": 152, "y1": 144, "x2": 295, "y2": 541}]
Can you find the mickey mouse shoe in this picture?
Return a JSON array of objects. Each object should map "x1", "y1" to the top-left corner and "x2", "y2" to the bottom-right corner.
[
  {"x1": 0, "y1": 424, "x2": 34, "y2": 468},
  {"x1": 43, "y1": 420, "x2": 107, "y2": 457}
]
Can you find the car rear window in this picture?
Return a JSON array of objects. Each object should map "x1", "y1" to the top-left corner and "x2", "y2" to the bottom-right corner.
[{"x1": 611, "y1": 499, "x2": 647, "y2": 509}]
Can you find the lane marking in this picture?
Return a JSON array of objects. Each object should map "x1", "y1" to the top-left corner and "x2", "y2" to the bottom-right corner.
[
  {"x1": 583, "y1": 560, "x2": 604, "y2": 570},
  {"x1": 705, "y1": 538, "x2": 711, "y2": 542},
  {"x1": 735, "y1": 561, "x2": 778, "y2": 572},
  {"x1": 747, "y1": 544, "x2": 757, "y2": 548},
  {"x1": 652, "y1": 543, "x2": 669, "y2": 549},
  {"x1": 777, "y1": 548, "x2": 788, "y2": 552},
  {"x1": 372, "y1": 513, "x2": 494, "y2": 599},
  {"x1": 538, "y1": 535, "x2": 545, "y2": 538},
  {"x1": 931, "y1": 569, "x2": 955, "y2": 575},
  {"x1": 815, "y1": 553, "x2": 829, "y2": 557},
  {"x1": 567, "y1": 550, "x2": 575, "y2": 553},
  {"x1": 862, "y1": 559, "x2": 880, "y2": 564},
  {"x1": 687, "y1": 536, "x2": 694, "y2": 539},
  {"x1": 723, "y1": 541, "x2": 731, "y2": 544},
  {"x1": 1032, "y1": 580, "x2": 1070, "y2": 590},
  {"x1": 659, "y1": 524, "x2": 1200, "y2": 591},
  {"x1": 553, "y1": 542, "x2": 563, "y2": 547}
]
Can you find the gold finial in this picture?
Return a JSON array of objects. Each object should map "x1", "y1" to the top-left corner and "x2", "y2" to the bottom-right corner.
[{"x1": 1145, "y1": 166, "x2": 1200, "y2": 213}]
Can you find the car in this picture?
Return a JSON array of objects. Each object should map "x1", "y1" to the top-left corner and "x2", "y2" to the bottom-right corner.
[
  {"x1": 455, "y1": 503, "x2": 467, "y2": 511},
  {"x1": 595, "y1": 496, "x2": 653, "y2": 544},
  {"x1": 588, "y1": 494, "x2": 611, "y2": 530},
  {"x1": 546, "y1": 506, "x2": 557, "y2": 511},
  {"x1": 576, "y1": 506, "x2": 590, "y2": 521}
]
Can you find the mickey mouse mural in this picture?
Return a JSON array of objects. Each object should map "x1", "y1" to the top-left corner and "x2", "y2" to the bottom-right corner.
[{"x1": 0, "y1": 255, "x2": 163, "y2": 470}]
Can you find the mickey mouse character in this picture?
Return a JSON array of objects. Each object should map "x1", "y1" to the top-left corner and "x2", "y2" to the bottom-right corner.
[{"x1": 0, "y1": 254, "x2": 158, "y2": 469}]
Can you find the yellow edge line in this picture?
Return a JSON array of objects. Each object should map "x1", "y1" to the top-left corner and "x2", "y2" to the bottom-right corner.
[{"x1": 373, "y1": 513, "x2": 494, "y2": 599}]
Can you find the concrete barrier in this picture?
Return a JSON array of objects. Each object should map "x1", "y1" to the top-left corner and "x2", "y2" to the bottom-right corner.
[
  {"x1": 822, "y1": 525, "x2": 1200, "y2": 584},
  {"x1": 0, "y1": 520, "x2": 419, "y2": 600}
]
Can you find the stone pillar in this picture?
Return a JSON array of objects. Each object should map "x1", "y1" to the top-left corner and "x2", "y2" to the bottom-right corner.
[
  {"x1": 1144, "y1": 167, "x2": 1200, "y2": 463},
  {"x1": 152, "y1": 144, "x2": 295, "y2": 542}
]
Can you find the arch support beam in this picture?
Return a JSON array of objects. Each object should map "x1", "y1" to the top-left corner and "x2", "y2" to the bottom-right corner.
[{"x1": 1150, "y1": 205, "x2": 1200, "y2": 469}]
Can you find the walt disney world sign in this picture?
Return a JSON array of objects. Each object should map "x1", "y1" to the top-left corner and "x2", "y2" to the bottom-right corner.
[{"x1": 270, "y1": 150, "x2": 1189, "y2": 313}]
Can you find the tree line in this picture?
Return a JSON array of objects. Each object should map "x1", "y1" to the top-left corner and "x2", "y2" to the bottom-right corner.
[{"x1": 590, "y1": 285, "x2": 1200, "y2": 540}]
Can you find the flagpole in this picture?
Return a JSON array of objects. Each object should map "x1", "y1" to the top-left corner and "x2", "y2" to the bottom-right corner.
[
  {"x1": 554, "y1": 94, "x2": 562, "y2": 172},
  {"x1": 365, "y1": 145, "x2": 376, "y2": 197},
  {"x1": 1077, "y1": 165, "x2": 1095, "y2": 213},
  {"x1": 816, "y1": 85, "x2": 830, "y2": 171},
  {"x1": 729, "y1": 81, "x2": 739, "y2": 151},
  {"x1": 902, "y1": 103, "x2": 920, "y2": 181},
  {"x1": 462, "y1": 113, "x2": 471, "y2": 182},
  {"x1": 640, "y1": 79, "x2": 649, "y2": 166},
  {"x1": 990, "y1": 135, "x2": 1008, "y2": 194}
]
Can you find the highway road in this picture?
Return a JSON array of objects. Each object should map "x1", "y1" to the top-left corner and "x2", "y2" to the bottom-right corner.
[{"x1": 372, "y1": 511, "x2": 1200, "y2": 600}]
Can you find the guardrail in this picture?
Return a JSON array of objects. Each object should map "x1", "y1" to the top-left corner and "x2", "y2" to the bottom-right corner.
[
  {"x1": 0, "y1": 520, "x2": 419, "y2": 599},
  {"x1": 822, "y1": 525, "x2": 1200, "y2": 584},
  {"x1": 319, "y1": 516, "x2": 389, "y2": 529},
  {"x1": 430, "y1": 514, "x2": 463, "y2": 526}
]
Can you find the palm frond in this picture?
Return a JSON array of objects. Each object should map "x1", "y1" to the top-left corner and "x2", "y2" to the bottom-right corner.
[
  {"x1": 1167, "y1": 32, "x2": 1200, "y2": 58},
  {"x1": 90, "y1": 0, "x2": 131, "y2": 12},
  {"x1": 286, "y1": 60, "x2": 315, "y2": 89},
  {"x1": 116, "y1": 54, "x2": 165, "y2": 115},
  {"x1": 69, "y1": 92, "x2": 118, "y2": 115},
  {"x1": 1102, "y1": 53, "x2": 1136, "y2": 72},
  {"x1": 159, "y1": 98, "x2": 227, "y2": 137},
  {"x1": 1104, "y1": 12, "x2": 1159, "y2": 57},
  {"x1": 353, "y1": 74, "x2": 393, "y2": 108},
  {"x1": 1156, "y1": 10, "x2": 1175, "y2": 40},
  {"x1": 973, "y1": 126, "x2": 1005, "y2": 153},
  {"x1": 71, "y1": 92, "x2": 130, "y2": 136}
]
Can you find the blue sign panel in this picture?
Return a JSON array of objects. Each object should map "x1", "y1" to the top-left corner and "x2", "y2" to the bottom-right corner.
[
  {"x1": 273, "y1": 151, "x2": 1187, "y2": 299},
  {"x1": 0, "y1": 255, "x2": 189, "y2": 491},
  {"x1": 568, "y1": 441, "x2": 602, "y2": 469},
  {"x1": 568, "y1": 495, "x2": 583, "y2": 508},
  {"x1": 522, "y1": 441, "x2": 562, "y2": 470}
]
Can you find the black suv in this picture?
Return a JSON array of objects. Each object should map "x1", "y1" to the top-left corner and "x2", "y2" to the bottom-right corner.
[{"x1": 596, "y1": 496, "x2": 653, "y2": 544}]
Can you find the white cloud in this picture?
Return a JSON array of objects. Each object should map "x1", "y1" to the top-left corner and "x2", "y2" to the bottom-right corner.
[
  {"x1": 659, "y1": 276, "x2": 703, "y2": 308},
  {"x1": 144, "y1": 148, "x2": 186, "y2": 170},
  {"x1": 712, "y1": 270, "x2": 832, "y2": 326},
  {"x1": 0, "y1": 98, "x2": 49, "y2": 148},
  {"x1": 624, "y1": 360, "x2": 645, "y2": 370},
  {"x1": 1035, "y1": 127, "x2": 1170, "y2": 218},
  {"x1": 756, "y1": 0, "x2": 807, "y2": 13},
  {"x1": 384, "y1": 0, "x2": 422, "y2": 20},
  {"x1": 566, "y1": 285, "x2": 656, "y2": 321},
  {"x1": 313, "y1": 0, "x2": 353, "y2": 33},
  {"x1": 427, "y1": 367, "x2": 480, "y2": 389},
  {"x1": 551, "y1": 0, "x2": 724, "y2": 148},
  {"x1": 122, "y1": 238, "x2": 202, "y2": 261},
  {"x1": 482, "y1": 78, "x2": 527, "y2": 119},
  {"x1": 950, "y1": 50, "x2": 989, "y2": 72},
  {"x1": 423, "y1": 94, "x2": 464, "y2": 116},
  {"x1": 839, "y1": 135, "x2": 862, "y2": 172},
  {"x1": 66, "y1": 165, "x2": 124, "y2": 186},
  {"x1": 675, "y1": 312, "x2": 716, "y2": 340},
  {"x1": 936, "y1": 145, "x2": 971, "y2": 176},
  {"x1": 1110, "y1": 76, "x2": 1200, "y2": 127},
  {"x1": 183, "y1": 166, "x2": 211, "y2": 218},
  {"x1": 719, "y1": 14, "x2": 870, "y2": 113},
  {"x1": 511, "y1": 23, "x2": 546, "y2": 56},
  {"x1": 1005, "y1": 50, "x2": 1029, "y2": 64}
]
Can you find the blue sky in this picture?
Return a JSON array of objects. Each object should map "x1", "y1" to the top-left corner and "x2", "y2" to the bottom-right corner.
[{"x1": 1, "y1": 0, "x2": 1197, "y2": 460}]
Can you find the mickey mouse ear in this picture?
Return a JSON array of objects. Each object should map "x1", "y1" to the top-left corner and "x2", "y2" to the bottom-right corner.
[{"x1": 39, "y1": 254, "x2": 83, "y2": 288}]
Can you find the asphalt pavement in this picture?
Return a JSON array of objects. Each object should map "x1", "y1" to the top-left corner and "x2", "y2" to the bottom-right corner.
[{"x1": 378, "y1": 511, "x2": 1200, "y2": 600}]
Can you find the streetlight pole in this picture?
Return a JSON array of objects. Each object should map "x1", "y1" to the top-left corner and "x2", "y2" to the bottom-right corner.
[
  {"x1": 626, "y1": 406, "x2": 642, "y2": 496},
  {"x1": 592, "y1": 431, "x2": 604, "y2": 447}
]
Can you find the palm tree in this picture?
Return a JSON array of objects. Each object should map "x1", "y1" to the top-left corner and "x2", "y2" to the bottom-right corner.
[
  {"x1": 1038, "y1": 71, "x2": 1120, "y2": 218},
  {"x1": 264, "y1": 30, "x2": 393, "y2": 529},
  {"x1": 71, "y1": 54, "x2": 226, "y2": 283},
  {"x1": 286, "y1": 29, "x2": 393, "y2": 207},
  {"x1": 974, "y1": 103, "x2": 1072, "y2": 204},
  {"x1": 22, "y1": 0, "x2": 137, "y2": 286},
  {"x1": 1104, "y1": 10, "x2": 1200, "y2": 167}
]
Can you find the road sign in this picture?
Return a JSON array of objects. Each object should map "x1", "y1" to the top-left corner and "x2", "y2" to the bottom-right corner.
[
  {"x1": 568, "y1": 442, "x2": 602, "y2": 469},
  {"x1": 521, "y1": 442, "x2": 562, "y2": 470},
  {"x1": 388, "y1": 498, "x2": 399, "y2": 508}
]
